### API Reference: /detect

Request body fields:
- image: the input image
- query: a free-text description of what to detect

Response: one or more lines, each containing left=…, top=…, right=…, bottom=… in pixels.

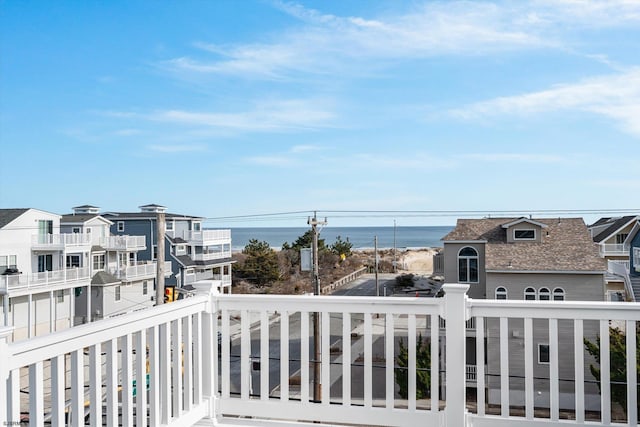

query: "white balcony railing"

left=168, top=229, right=231, bottom=245
left=30, top=233, right=92, bottom=249
left=109, top=261, right=171, bottom=281
left=0, top=267, right=91, bottom=293
left=600, top=243, right=630, bottom=256
left=191, top=249, right=232, bottom=262
left=100, top=235, right=146, bottom=251
left=2, top=285, right=638, bottom=427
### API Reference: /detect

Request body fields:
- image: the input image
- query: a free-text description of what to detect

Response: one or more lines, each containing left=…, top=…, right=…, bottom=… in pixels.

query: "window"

left=514, top=229, right=535, bottom=240
left=38, top=254, right=53, bottom=272
left=143, top=281, right=148, bottom=295
left=166, top=221, right=174, bottom=231
left=495, top=287, right=507, bottom=300
left=538, top=287, right=550, bottom=301
left=117, top=221, right=125, bottom=232
left=176, top=245, right=186, bottom=255
left=153, top=245, right=158, bottom=260
left=72, top=227, right=81, bottom=234
left=0, top=255, right=17, bottom=275
left=66, top=255, right=81, bottom=268
left=538, top=344, right=550, bottom=364
left=615, top=233, right=628, bottom=244
left=524, top=287, right=536, bottom=300
left=57, top=290, right=64, bottom=303
left=458, top=247, right=479, bottom=283
left=92, top=254, right=105, bottom=271
left=553, top=288, right=565, bottom=301
left=193, top=222, right=201, bottom=232
left=115, top=286, right=121, bottom=301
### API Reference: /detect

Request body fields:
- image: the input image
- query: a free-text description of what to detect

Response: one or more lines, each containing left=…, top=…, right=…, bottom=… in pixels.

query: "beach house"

left=441, top=217, right=607, bottom=410
left=102, top=204, right=233, bottom=294
left=588, top=215, right=640, bottom=301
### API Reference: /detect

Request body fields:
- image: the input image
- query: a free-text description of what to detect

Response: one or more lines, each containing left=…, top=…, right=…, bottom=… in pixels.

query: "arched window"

left=553, top=288, right=565, bottom=301
left=458, top=247, right=479, bottom=283
left=539, top=287, right=550, bottom=301
left=524, top=287, right=536, bottom=300
left=495, top=287, right=507, bottom=300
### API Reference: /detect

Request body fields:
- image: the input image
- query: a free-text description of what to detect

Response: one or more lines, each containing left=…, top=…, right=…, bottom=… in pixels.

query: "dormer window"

left=514, top=229, right=535, bottom=240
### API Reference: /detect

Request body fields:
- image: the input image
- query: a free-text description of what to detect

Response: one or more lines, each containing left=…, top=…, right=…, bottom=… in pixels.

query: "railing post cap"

left=442, top=283, right=470, bottom=294
left=0, top=326, right=14, bottom=340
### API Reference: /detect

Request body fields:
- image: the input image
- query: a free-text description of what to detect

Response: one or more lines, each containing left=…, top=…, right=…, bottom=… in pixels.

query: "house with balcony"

left=0, top=208, right=92, bottom=341
left=102, top=204, right=233, bottom=293
left=441, top=217, right=607, bottom=410
left=61, top=205, right=171, bottom=323
left=588, top=215, right=639, bottom=301
left=620, top=219, right=640, bottom=300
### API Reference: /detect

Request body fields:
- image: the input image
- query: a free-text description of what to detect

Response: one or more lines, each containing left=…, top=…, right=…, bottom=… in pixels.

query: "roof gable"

left=0, top=208, right=30, bottom=229
left=591, top=215, right=638, bottom=243
left=501, top=217, right=548, bottom=229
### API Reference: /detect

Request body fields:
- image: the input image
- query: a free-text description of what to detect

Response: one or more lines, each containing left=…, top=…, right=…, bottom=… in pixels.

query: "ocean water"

left=229, top=226, right=453, bottom=251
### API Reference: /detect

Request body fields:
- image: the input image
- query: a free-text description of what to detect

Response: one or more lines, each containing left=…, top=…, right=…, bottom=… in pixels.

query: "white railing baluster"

left=148, top=326, right=160, bottom=426
left=241, top=309, right=251, bottom=401
left=500, top=317, right=509, bottom=417
left=431, top=314, right=439, bottom=412
left=385, top=313, right=394, bottom=409
left=51, top=355, right=66, bottom=426
left=106, top=339, right=118, bottom=426
left=524, top=317, right=534, bottom=420
left=574, top=319, right=585, bottom=423
left=321, top=310, right=330, bottom=405
left=600, top=320, right=611, bottom=424
left=364, top=312, right=372, bottom=408
left=476, top=316, right=485, bottom=416
left=29, top=361, right=44, bottom=425
left=71, top=349, right=84, bottom=427
left=122, top=334, right=133, bottom=426
left=408, top=314, right=416, bottom=412
left=280, top=310, right=290, bottom=401
left=342, top=311, right=351, bottom=407
left=549, top=318, right=559, bottom=421
left=135, top=330, right=147, bottom=427
left=89, top=344, right=102, bottom=427
left=260, top=310, right=269, bottom=401
left=172, top=318, right=183, bottom=418
left=183, top=315, right=193, bottom=411
left=300, top=310, right=309, bottom=404
left=627, top=320, right=637, bottom=426
left=160, top=323, right=171, bottom=423
left=193, top=313, right=202, bottom=403
left=222, top=309, right=230, bottom=399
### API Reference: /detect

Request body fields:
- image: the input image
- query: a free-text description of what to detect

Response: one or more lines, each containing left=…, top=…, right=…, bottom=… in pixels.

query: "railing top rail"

left=217, top=293, right=443, bottom=314
left=8, top=295, right=209, bottom=368
left=470, top=298, right=640, bottom=320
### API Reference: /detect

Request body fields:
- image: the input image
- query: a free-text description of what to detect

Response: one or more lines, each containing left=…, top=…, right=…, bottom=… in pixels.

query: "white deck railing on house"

left=100, top=235, right=146, bottom=251
left=600, top=243, right=630, bottom=256
left=108, top=261, right=172, bottom=281
left=168, top=229, right=231, bottom=245
left=609, top=260, right=635, bottom=301
left=30, top=233, right=92, bottom=249
left=0, top=267, right=91, bottom=294
left=1, top=284, right=638, bottom=427
left=192, top=249, right=232, bottom=262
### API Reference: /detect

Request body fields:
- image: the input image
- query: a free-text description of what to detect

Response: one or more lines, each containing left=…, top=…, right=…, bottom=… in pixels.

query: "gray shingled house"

left=441, top=217, right=607, bottom=411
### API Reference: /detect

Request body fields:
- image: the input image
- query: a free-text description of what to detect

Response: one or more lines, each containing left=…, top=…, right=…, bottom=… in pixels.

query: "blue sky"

left=1, top=0, right=638, bottom=227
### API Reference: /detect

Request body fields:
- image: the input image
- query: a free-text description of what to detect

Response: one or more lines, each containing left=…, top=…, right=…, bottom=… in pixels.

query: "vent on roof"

left=139, top=204, right=167, bottom=213
left=73, top=205, right=100, bottom=214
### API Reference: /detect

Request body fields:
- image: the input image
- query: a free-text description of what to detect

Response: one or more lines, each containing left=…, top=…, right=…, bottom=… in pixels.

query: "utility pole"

left=374, top=235, right=379, bottom=296
left=155, top=211, right=165, bottom=305
left=308, top=211, right=327, bottom=402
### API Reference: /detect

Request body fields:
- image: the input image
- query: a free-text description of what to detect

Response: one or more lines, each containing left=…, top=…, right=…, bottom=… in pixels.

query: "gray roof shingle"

left=0, top=209, right=29, bottom=229
left=444, top=217, right=605, bottom=272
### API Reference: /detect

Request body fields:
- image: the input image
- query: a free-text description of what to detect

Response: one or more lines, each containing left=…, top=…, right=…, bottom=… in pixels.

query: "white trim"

left=513, top=228, right=536, bottom=241
left=487, top=269, right=605, bottom=274
left=501, top=218, right=548, bottom=229
left=538, top=343, right=550, bottom=364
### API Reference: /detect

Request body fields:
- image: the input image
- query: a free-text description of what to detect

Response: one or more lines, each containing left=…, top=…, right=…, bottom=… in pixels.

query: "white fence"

left=109, top=261, right=172, bottom=281
left=1, top=267, right=91, bottom=293
left=1, top=284, right=638, bottom=427
left=600, top=243, right=630, bottom=256
left=168, top=229, right=231, bottom=245
left=30, top=233, right=92, bottom=247
left=100, top=235, right=146, bottom=250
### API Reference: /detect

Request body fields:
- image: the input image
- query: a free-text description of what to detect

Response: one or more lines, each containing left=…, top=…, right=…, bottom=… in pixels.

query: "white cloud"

left=450, top=68, right=640, bottom=136
left=463, top=153, right=563, bottom=163
left=147, top=144, right=206, bottom=153
left=245, top=155, right=294, bottom=167
left=290, top=145, right=322, bottom=153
